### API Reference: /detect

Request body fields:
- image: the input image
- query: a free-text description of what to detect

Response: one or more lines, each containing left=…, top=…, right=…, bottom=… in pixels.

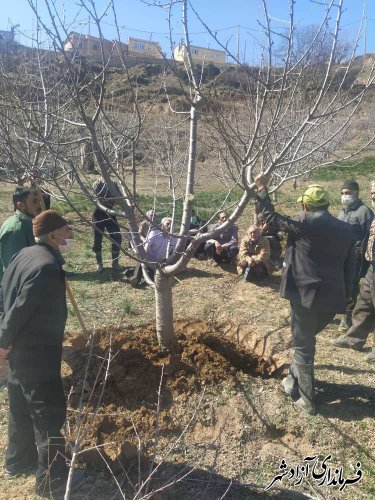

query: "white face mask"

left=372, top=199, right=375, bottom=208
left=341, top=194, right=356, bottom=207
left=58, top=238, right=74, bottom=254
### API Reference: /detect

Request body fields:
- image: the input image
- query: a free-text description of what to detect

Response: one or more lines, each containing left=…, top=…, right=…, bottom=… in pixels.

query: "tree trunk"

left=154, top=269, right=178, bottom=355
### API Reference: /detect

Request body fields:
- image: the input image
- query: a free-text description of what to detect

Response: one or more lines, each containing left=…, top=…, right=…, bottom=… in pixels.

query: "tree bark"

left=154, top=269, right=178, bottom=354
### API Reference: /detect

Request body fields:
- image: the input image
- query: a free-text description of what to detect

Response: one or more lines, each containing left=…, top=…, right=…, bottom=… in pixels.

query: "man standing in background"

left=337, top=179, right=373, bottom=331
left=0, top=187, right=42, bottom=279
left=92, top=177, right=123, bottom=273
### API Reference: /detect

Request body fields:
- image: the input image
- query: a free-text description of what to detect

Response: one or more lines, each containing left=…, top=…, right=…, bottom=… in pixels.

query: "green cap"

left=297, top=184, right=329, bottom=208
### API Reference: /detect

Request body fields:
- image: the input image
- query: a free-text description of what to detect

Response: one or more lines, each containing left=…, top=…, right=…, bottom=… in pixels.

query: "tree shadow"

left=179, top=267, right=224, bottom=279
left=316, top=363, right=375, bottom=376
left=80, top=424, right=312, bottom=500
left=316, top=380, right=375, bottom=421
left=67, top=269, right=128, bottom=283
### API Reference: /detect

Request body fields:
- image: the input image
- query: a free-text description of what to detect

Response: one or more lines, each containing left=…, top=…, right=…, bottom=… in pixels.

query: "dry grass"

left=0, top=175, right=374, bottom=499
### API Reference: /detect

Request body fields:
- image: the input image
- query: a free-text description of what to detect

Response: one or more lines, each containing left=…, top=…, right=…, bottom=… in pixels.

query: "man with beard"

left=0, top=187, right=42, bottom=280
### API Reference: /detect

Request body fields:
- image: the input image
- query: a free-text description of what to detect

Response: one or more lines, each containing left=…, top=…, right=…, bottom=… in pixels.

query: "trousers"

left=204, top=242, right=239, bottom=263
left=344, top=266, right=375, bottom=348
left=6, top=376, right=68, bottom=491
left=291, top=303, right=335, bottom=364
left=92, top=207, right=122, bottom=263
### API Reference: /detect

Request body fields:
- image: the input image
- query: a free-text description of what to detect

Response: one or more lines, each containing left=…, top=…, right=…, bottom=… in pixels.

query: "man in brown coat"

left=237, top=225, right=274, bottom=281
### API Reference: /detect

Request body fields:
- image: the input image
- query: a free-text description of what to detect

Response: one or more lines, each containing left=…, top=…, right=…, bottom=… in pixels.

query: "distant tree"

left=276, top=23, right=352, bottom=66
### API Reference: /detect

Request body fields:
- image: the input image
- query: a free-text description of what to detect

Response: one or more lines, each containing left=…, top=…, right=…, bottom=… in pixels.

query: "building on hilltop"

left=63, top=32, right=163, bottom=66
left=63, top=32, right=127, bottom=60
left=127, top=37, right=163, bottom=59
left=173, top=43, right=226, bottom=65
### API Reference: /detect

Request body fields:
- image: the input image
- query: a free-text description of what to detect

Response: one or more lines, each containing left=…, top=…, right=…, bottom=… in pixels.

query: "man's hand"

left=254, top=174, right=270, bottom=192
left=346, top=297, right=355, bottom=311
left=0, top=347, right=11, bottom=360
left=215, top=242, right=223, bottom=254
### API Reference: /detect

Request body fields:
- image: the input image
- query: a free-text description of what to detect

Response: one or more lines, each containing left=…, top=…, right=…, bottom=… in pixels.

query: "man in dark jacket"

left=0, top=210, right=84, bottom=497
left=92, top=177, right=122, bottom=273
left=331, top=182, right=375, bottom=363
left=337, top=179, right=373, bottom=331
left=204, top=211, right=239, bottom=265
left=255, top=176, right=355, bottom=415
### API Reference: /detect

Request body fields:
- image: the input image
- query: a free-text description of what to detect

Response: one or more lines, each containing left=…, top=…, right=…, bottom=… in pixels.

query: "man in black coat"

left=0, top=210, right=84, bottom=497
left=92, top=177, right=122, bottom=273
left=254, top=175, right=355, bottom=415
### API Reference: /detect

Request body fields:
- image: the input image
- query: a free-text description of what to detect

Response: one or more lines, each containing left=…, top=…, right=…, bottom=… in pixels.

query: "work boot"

left=112, top=262, right=122, bottom=272
left=95, top=253, right=104, bottom=273
left=281, top=362, right=299, bottom=398
left=364, top=349, right=375, bottom=363
left=294, top=362, right=316, bottom=415
left=338, top=312, right=352, bottom=332
left=330, top=337, right=363, bottom=350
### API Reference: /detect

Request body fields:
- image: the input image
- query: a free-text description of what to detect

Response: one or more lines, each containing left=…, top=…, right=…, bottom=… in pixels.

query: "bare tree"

left=0, top=0, right=374, bottom=357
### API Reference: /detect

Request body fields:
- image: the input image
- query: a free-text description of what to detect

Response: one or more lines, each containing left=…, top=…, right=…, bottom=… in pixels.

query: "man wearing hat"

left=0, top=210, right=84, bottom=497
left=336, top=179, right=373, bottom=331
left=254, top=176, right=355, bottom=415
left=331, top=180, right=375, bottom=363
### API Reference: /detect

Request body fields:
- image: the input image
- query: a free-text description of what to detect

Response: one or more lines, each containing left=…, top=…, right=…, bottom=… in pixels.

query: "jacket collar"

left=37, top=242, right=65, bottom=266
left=15, top=209, right=31, bottom=221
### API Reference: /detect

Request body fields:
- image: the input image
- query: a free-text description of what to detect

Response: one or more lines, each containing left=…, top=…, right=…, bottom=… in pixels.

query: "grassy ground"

left=0, top=173, right=374, bottom=499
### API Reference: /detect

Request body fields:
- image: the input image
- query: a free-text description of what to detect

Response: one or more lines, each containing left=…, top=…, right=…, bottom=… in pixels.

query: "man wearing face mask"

left=337, top=180, right=373, bottom=331
left=254, top=176, right=355, bottom=415
left=331, top=181, right=375, bottom=363
left=0, top=210, right=85, bottom=497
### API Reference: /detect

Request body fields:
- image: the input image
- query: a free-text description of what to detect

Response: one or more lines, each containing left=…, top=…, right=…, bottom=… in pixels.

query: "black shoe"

left=35, top=469, right=85, bottom=498
left=330, top=337, right=363, bottom=350
left=5, top=463, right=37, bottom=477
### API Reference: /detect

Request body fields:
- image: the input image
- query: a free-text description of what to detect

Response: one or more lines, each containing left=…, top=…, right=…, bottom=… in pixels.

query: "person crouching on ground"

left=128, top=216, right=175, bottom=286
left=0, top=210, right=85, bottom=497
left=237, top=225, right=274, bottom=281
left=204, top=211, right=239, bottom=265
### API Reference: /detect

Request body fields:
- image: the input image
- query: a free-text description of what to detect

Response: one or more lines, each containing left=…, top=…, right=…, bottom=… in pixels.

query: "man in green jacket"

left=0, top=187, right=42, bottom=279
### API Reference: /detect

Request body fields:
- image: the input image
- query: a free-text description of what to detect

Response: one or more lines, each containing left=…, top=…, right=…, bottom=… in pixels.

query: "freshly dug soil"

left=64, top=320, right=280, bottom=472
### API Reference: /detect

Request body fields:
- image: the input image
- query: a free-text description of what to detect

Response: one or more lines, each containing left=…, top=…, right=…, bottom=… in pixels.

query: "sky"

left=3, top=1, right=375, bottom=62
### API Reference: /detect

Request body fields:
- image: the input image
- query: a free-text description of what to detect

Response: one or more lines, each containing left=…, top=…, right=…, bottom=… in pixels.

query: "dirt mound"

left=64, top=320, right=280, bottom=472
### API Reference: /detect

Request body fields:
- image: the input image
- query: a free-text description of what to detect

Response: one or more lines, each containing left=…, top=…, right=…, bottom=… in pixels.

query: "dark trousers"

left=244, top=263, right=268, bottom=281
left=351, top=255, right=366, bottom=305
left=6, top=377, right=68, bottom=492
left=265, top=236, right=282, bottom=261
left=92, top=207, right=122, bottom=264
left=204, top=242, right=239, bottom=263
left=345, top=266, right=375, bottom=348
left=291, top=303, right=335, bottom=364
